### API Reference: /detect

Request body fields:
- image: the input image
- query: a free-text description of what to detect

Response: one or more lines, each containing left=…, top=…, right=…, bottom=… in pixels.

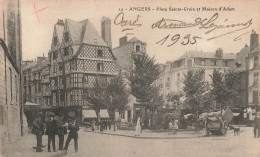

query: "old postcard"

left=0, top=0, right=260, bottom=156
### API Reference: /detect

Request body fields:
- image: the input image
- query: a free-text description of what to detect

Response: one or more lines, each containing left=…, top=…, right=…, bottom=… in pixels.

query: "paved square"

left=1, top=127, right=259, bottom=157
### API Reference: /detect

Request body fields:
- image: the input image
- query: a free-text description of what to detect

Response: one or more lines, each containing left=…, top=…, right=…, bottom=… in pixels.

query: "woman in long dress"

left=135, top=116, right=141, bottom=136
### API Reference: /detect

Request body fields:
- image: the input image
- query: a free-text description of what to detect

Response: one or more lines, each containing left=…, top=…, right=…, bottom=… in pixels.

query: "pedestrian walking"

left=174, top=120, right=179, bottom=134
left=135, top=116, right=141, bottom=136
left=64, top=118, right=79, bottom=152
left=169, top=121, right=173, bottom=130
left=57, top=114, right=68, bottom=150
left=108, top=120, right=111, bottom=130
left=91, top=119, right=95, bottom=131
left=100, top=120, right=104, bottom=132
left=45, top=113, right=58, bottom=152
left=32, top=112, right=44, bottom=152
left=104, top=120, right=108, bottom=130
left=254, top=112, right=260, bottom=138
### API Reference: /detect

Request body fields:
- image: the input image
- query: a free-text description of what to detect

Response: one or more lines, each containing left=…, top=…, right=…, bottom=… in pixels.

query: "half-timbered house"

left=48, top=18, right=116, bottom=121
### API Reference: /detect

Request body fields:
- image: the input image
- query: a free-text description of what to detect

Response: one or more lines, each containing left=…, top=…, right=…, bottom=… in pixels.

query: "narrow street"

left=1, top=127, right=259, bottom=157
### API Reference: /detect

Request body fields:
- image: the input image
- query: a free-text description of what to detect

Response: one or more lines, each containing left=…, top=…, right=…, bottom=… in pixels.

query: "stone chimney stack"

left=119, top=36, right=128, bottom=47
left=3, top=0, right=22, bottom=70
left=250, top=29, right=259, bottom=52
left=215, top=48, right=223, bottom=58
left=101, top=17, right=112, bottom=48
left=57, top=19, right=64, bottom=26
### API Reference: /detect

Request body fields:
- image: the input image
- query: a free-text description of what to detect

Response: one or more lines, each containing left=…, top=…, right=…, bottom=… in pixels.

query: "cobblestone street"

left=1, top=127, right=260, bottom=157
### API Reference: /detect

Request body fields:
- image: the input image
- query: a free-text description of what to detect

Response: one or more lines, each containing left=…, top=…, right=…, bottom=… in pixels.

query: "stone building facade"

left=248, top=30, right=260, bottom=110
left=229, top=45, right=250, bottom=108
left=0, top=0, right=27, bottom=145
left=22, top=56, right=48, bottom=105
left=0, top=39, right=22, bottom=144
left=112, top=36, right=147, bottom=123
left=154, top=49, right=236, bottom=105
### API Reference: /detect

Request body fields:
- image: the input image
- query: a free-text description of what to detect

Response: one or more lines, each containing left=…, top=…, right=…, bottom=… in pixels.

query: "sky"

left=21, top=0, right=260, bottom=63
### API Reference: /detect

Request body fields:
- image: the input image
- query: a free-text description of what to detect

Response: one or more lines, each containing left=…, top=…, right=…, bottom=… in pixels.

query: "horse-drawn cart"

left=205, top=107, right=233, bottom=135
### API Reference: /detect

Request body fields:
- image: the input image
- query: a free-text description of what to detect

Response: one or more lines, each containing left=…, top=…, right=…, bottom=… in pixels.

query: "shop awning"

left=24, top=102, right=42, bottom=110
left=82, top=110, right=97, bottom=119
left=199, top=113, right=208, bottom=119
left=100, top=109, right=110, bottom=118
left=233, top=113, right=240, bottom=116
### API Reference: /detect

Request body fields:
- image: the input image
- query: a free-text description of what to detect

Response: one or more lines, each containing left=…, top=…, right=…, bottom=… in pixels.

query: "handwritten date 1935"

left=156, top=34, right=202, bottom=47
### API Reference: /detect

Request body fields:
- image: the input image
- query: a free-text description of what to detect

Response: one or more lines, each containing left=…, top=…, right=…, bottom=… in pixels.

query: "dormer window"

left=213, top=60, right=217, bottom=66
left=53, top=51, right=58, bottom=60
left=97, top=50, right=103, bottom=57
left=53, top=37, right=58, bottom=46
left=64, top=32, right=69, bottom=42
left=136, top=45, right=140, bottom=52
left=236, top=61, right=242, bottom=67
left=64, top=47, right=69, bottom=56
left=177, top=61, right=181, bottom=67
left=224, top=61, right=228, bottom=66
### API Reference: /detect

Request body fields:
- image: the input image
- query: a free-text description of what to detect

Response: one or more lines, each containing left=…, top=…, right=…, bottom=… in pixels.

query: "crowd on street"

left=30, top=111, right=260, bottom=154
left=32, top=112, right=79, bottom=153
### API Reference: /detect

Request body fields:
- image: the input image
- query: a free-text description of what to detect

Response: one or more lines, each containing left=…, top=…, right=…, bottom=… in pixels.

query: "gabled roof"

left=128, top=37, right=141, bottom=43
left=63, top=18, right=107, bottom=46
left=81, top=19, right=107, bottom=46
left=65, top=19, right=83, bottom=44
left=55, top=24, right=64, bottom=44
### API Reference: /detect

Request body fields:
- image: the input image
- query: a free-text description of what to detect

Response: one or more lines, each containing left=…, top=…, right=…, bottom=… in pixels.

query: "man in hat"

left=57, top=114, right=68, bottom=150
left=64, top=118, right=79, bottom=152
left=33, top=112, right=44, bottom=152
left=45, top=113, right=58, bottom=152
left=254, top=112, right=260, bottom=138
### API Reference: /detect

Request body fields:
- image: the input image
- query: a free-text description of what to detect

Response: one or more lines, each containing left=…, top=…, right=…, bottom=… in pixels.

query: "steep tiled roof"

left=81, top=20, right=107, bottom=46
left=63, top=18, right=107, bottom=46
left=128, top=37, right=141, bottom=43
left=66, top=19, right=83, bottom=44
left=32, top=57, right=49, bottom=72
left=55, top=24, right=64, bottom=43
left=22, top=62, right=37, bottom=71
left=50, top=18, right=113, bottom=61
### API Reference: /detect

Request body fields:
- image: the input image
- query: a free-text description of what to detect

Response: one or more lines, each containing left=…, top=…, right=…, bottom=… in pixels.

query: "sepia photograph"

left=0, top=0, right=260, bottom=156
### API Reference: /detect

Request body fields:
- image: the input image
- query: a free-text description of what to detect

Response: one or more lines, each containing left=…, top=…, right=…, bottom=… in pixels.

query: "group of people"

left=253, top=112, right=260, bottom=138
left=32, top=112, right=79, bottom=153
left=169, top=120, right=179, bottom=134
left=91, top=119, right=112, bottom=131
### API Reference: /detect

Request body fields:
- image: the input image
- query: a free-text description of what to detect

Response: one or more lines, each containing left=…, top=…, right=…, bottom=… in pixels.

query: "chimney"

left=57, top=19, right=64, bottom=26
left=101, top=17, right=112, bottom=48
left=37, top=57, right=45, bottom=63
left=119, top=36, right=128, bottom=47
left=215, top=48, right=223, bottom=58
left=250, top=29, right=259, bottom=52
